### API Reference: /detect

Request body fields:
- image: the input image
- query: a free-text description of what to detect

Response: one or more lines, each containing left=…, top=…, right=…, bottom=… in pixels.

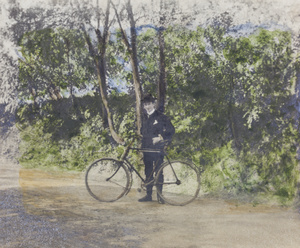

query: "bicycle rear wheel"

left=85, top=158, right=130, bottom=202
left=156, top=160, right=200, bottom=206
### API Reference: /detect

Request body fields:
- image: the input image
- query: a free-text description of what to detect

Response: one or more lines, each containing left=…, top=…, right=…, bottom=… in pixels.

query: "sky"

left=1, top=0, right=299, bottom=35
left=1, top=0, right=300, bottom=105
left=1, top=0, right=300, bottom=56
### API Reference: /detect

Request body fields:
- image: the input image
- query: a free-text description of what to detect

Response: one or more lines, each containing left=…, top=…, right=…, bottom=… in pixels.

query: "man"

left=139, top=94, right=175, bottom=204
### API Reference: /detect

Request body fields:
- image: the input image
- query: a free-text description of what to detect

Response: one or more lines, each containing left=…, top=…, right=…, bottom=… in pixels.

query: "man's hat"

left=142, top=93, right=157, bottom=103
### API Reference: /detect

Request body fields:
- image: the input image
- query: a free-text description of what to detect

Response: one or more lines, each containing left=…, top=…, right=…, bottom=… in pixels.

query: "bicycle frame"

left=85, top=140, right=201, bottom=205
left=119, top=145, right=173, bottom=187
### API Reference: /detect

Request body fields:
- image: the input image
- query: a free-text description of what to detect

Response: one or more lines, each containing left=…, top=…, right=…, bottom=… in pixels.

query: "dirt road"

left=1, top=159, right=300, bottom=248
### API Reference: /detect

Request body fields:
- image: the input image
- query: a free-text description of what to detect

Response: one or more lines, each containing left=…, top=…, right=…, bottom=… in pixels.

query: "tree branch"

left=111, top=1, right=131, bottom=51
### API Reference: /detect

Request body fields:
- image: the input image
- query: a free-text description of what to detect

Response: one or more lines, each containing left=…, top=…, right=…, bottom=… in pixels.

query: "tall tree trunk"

left=126, top=0, right=143, bottom=135
left=157, top=28, right=166, bottom=113
left=112, top=0, right=143, bottom=136
left=83, top=0, right=123, bottom=144
left=95, top=57, right=123, bottom=144
left=157, top=0, right=167, bottom=113
left=97, top=37, right=109, bottom=128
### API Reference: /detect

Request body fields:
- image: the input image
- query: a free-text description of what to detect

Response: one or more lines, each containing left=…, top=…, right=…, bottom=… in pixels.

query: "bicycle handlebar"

left=120, top=134, right=171, bottom=160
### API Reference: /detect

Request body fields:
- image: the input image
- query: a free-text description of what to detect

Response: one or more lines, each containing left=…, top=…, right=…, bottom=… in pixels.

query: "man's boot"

left=138, top=194, right=152, bottom=202
left=138, top=185, right=152, bottom=202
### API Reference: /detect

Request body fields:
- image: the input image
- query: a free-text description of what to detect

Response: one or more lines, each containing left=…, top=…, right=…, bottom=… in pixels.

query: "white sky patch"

left=108, top=78, right=128, bottom=93
left=203, top=37, right=215, bottom=58
left=1, top=0, right=299, bottom=34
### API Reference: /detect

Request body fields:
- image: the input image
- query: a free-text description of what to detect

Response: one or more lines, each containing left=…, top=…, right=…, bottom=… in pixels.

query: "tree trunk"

left=98, top=50, right=109, bottom=128
left=95, top=57, right=123, bottom=144
left=126, top=0, right=143, bottom=136
left=112, top=0, right=143, bottom=136
left=157, top=26, right=166, bottom=113
left=83, top=0, right=123, bottom=144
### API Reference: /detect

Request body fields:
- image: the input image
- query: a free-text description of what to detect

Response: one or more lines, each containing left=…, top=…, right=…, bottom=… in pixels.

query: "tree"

left=155, top=0, right=193, bottom=113
left=18, top=26, right=101, bottom=113
left=83, top=0, right=124, bottom=144
left=112, top=0, right=144, bottom=136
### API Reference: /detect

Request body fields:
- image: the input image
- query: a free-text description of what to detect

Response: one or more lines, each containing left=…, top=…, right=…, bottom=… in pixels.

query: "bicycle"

left=85, top=139, right=201, bottom=206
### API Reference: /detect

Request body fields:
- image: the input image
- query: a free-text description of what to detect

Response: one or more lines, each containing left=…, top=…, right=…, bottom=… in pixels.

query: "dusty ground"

left=1, top=159, right=300, bottom=248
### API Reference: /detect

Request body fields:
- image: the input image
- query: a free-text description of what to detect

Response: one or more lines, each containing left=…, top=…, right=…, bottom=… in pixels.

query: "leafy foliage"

left=18, top=28, right=94, bottom=103
left=17, top=96, right=112, bottom=171
left=16, top=24, right=300, bottom=204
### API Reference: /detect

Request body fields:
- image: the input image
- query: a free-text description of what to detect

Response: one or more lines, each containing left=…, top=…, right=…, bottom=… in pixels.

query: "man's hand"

left=152, top=134, right=163, bottom=145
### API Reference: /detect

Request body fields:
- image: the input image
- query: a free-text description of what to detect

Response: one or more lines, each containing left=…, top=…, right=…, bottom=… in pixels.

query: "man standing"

left=138, top=94, right=175, bottom=204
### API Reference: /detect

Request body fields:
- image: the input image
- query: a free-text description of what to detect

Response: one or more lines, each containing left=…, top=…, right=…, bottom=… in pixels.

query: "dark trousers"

left=143, top=152, right=164, bottom=196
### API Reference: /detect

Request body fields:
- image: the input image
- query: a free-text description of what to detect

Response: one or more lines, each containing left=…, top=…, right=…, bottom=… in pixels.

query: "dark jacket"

left=141, top=110, right=175, bottom=149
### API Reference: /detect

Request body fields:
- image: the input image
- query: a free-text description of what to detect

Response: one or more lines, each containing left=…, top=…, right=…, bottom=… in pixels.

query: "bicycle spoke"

left=85, top=158, right=130, bottom=202
left=107, top=178, right=127, bottom=189
left=156, top=160, right=200, bottom=206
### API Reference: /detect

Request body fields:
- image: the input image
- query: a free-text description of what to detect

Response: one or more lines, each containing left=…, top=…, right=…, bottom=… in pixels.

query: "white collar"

left=147, top=109, right=155, bottom=117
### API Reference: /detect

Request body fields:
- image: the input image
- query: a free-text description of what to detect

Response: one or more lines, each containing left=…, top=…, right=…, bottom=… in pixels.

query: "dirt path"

left=1, top=159, right=300, bottom=248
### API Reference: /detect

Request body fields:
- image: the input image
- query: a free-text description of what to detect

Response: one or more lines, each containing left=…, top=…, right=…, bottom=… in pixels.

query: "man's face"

left=143, top=101, right=156, bottom=114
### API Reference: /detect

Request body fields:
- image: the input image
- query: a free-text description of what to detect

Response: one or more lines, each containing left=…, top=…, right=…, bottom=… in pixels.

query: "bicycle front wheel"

left=156, top=160, right=200, bottom=206
left=85, top=158, right=131, bottom=202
